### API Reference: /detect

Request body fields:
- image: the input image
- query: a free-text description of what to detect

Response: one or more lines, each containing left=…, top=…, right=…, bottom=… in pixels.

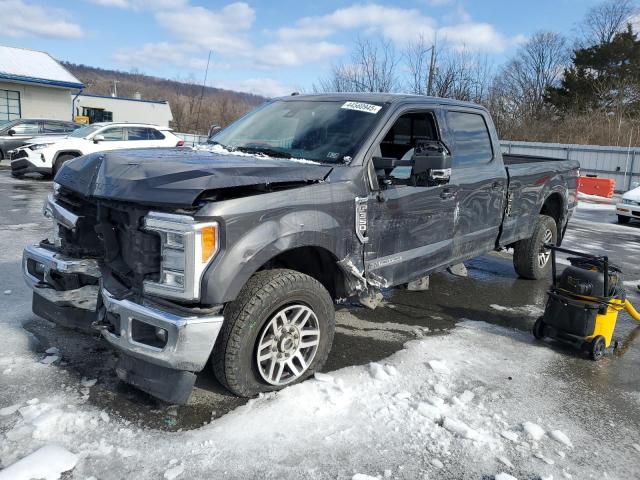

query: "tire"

left=212, top=269, right=335, bottom=397
left=532, top=317, right=545, bottom=340
left=589, top=335, right=606, bottom=361
left=52, top=154, right=77, bottom=177
left=617, top=215, right=631, bottom=224
left=513, top=214, right=557, bottom=280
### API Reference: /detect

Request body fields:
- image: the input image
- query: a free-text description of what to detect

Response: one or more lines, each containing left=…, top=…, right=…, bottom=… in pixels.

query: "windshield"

left=69, top=124, right=103, bottom=138
left=211, top=100, right=387, bottom=163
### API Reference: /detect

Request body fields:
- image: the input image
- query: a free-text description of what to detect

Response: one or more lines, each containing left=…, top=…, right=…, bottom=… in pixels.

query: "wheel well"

left=55, top=151, right=81, bottom=162
left=540, top=193, right=563, bottom=227
left=258, top=246, right=347, bottom=300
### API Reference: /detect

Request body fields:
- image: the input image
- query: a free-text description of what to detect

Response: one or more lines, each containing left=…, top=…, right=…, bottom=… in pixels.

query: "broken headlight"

left=143, top=212, right=219, bottom=301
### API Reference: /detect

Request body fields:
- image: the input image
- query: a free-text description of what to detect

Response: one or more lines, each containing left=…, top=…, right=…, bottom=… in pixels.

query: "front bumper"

left=10, top=149, right=52, bottom=176
left=23, top=244, right=223, bottom=373
left=616, top=202, right=640, bottom=219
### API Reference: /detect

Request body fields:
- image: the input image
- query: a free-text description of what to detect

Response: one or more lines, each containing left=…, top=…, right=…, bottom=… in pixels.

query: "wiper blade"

left=236, top=146, right=292, bottom=159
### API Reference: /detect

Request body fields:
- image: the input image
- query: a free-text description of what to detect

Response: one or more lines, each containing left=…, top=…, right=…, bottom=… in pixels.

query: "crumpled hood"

left=54, top=147, right=333, bottom=207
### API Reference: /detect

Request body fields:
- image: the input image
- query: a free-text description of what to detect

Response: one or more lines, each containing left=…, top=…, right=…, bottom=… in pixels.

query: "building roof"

left=77, top=93, right=169, bottom=105
left=0, top=45, right=83, bottom=89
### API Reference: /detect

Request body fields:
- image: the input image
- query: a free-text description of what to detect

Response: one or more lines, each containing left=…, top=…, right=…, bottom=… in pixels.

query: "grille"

left=10, top=149, right=27, bottom=160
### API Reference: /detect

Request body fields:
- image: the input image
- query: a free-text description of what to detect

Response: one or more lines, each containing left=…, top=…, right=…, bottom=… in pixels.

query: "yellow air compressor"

left=533, top=244, right=640, bottom=360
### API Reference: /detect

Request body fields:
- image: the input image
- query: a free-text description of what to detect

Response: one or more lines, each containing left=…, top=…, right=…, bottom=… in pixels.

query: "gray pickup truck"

left=23, top=94, right=579, bottom=404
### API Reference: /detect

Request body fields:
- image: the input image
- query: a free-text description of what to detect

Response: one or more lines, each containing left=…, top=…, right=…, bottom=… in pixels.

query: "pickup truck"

left=23, top=94, right=579, bottom=404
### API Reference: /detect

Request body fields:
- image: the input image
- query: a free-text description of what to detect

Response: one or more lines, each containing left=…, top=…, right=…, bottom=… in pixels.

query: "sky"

left=0, top=0, right=609, bottom=98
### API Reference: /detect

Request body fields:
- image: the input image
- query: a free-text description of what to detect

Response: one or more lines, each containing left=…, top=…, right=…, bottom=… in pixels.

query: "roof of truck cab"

left=276, top=92, right=487, bottom=110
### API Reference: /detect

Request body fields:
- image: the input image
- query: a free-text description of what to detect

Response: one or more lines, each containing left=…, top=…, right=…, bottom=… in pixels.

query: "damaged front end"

left=23, top=189, right=224, bottom=404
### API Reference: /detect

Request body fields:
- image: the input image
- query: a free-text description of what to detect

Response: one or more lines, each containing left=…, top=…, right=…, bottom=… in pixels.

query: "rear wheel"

left=513, top=214, right=558, bottom=280
left=617, top=215, right=631, bottom=224
left=212, top=269, right=335, bottom=397
left=590, top=335, right=606, bottom=361
left=52, top=153, right=77, bottom=177
left=533, top=317, right=546, bottom=340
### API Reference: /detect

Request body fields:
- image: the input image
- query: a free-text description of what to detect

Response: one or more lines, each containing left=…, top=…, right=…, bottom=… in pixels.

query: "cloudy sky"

left=0, top=0, right=607, bottom=97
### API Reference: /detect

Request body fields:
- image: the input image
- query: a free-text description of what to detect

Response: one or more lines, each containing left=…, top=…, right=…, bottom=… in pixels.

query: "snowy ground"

left=1, top=171, right=639, bottom=479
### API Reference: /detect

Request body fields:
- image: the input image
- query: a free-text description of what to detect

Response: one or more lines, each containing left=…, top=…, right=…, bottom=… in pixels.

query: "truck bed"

left=503, top=153, right=567, bottom=165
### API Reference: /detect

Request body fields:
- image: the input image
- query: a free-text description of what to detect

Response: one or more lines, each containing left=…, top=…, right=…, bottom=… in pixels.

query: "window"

left=81, top=107, right=113, bottom=123
left=380, top=112, right=438, bottom=160
left=11, top=122, right=39, bottom=135
left=100, top=128, right=124, bottom=141
left=43, top=121, right=73, bottom=134
left=0, top=89, right=20, bottom=121
left=446, top=111, right=493, bottom=166
left=125, top=127, right=165, bottom=141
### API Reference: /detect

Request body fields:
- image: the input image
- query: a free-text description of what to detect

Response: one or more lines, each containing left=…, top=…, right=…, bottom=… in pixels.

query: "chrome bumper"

left=100, top=289, right=223, bottom=371
left=23, top=244, right=223, bottom=372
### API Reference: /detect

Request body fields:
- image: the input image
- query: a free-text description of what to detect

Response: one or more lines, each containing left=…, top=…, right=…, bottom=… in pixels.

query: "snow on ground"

left=2, top=321, right=638, bottom=479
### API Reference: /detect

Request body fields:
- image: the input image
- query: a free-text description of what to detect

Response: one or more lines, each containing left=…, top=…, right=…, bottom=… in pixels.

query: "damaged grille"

left=55, top=188, right=161, bottom=293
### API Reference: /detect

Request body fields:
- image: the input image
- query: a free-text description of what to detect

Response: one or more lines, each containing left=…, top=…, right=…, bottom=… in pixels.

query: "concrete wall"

left=74, top=95, right=173, bottom=127
left=501, top=140, right=640, bottom=192
left=0, top=81, right=72, bottom=120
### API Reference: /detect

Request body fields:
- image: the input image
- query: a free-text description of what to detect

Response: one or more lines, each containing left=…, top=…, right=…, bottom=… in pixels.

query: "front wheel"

left=533, top=317, right=546, bottom=340
left=52, top=154, right=77, bottom=177
left=589, top=335, right=606, bottom=361
left=212, top=269, right=335, bottom=397
left=513, top=214, right=557, bottom=280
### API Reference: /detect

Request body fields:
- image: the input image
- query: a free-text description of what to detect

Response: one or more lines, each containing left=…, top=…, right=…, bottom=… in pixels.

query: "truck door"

left=363, top=109, right=456, bottom=287
left=443, top=109, right=507, bottom=262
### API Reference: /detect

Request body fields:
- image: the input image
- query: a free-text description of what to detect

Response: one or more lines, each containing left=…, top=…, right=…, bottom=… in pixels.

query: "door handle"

left=440, top=188, right=455, bottom=200
left=491, top=181, right=502, bottom=190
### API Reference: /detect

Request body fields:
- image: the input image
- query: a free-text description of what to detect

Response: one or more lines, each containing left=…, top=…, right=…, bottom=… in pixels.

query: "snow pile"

left=192, top=143, right=321, bottom=165
left=0, top=444, right=78, bottom=480
left=1, top=321, right=637, bottom=479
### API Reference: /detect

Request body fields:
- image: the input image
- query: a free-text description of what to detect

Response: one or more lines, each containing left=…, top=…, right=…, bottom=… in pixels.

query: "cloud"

left=0, top=0, right=83, bottom=39
left=113, top=42, right=224, bottom=70
left=87, top=0, right=130, bottom=8
left=256, top=41, right=345, bottom=67
left=86, top=0, right=187, bottom=9
left=213, top=78, right=294, bottom=98
left=273, top=3, right=512, bottom=53
left=154, top=2, right=255, bottom=55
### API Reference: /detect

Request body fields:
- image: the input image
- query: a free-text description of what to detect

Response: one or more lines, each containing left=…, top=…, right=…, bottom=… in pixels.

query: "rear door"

left=443, top=109, right=506, bottom=262
left=363, top=107, right=456, bottom=287
left=124, top=127, right=167, bottom=148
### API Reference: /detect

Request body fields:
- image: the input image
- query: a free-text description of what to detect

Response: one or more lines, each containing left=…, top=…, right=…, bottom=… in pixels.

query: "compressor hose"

left=625, top=299, right=640, bottom=321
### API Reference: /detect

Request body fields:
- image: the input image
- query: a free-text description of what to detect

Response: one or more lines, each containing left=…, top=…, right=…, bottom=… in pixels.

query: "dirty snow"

left=2, top=321, right=638, bottom=479
left=490, top=304, right=544, bottom=317
left=0, top=444, right=78, bottom=480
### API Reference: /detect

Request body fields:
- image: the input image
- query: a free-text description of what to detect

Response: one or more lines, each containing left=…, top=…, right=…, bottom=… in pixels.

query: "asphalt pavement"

left=1, top=166, right=638, bottom=433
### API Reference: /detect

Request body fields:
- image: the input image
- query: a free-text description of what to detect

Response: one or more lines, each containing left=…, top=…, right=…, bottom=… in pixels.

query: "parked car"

left=23, top=93, right=579, bottom=404
left=0, top=119, right=79, bottom=160
left=616, top=185, right=640, bottom=223
left=10, top=122, right=184, bottom=177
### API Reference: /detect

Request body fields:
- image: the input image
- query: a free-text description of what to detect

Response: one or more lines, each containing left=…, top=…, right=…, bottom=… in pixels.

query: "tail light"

left=176, top=140, right=185, bottom=147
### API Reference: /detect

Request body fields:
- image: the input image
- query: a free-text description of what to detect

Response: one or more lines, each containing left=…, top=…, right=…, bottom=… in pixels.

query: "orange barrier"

left=578, top=176, right=616, bottom=198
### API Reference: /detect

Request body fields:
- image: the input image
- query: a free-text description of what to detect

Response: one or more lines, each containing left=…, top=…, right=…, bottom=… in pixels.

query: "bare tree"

left=315, top=37, right=399, bottom=93
left=578, top=0, right=637, bottom=46
left=494, top=31, right=568, bottom=123
left=430, top=48, right=493, bottom=103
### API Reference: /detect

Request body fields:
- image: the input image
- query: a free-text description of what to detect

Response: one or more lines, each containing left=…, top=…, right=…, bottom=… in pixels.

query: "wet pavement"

left=1, top=166, right=639, bottom=433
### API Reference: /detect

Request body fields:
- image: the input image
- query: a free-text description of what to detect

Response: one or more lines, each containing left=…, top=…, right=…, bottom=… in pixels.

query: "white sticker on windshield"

left=341, top=101, right=382, bottom=114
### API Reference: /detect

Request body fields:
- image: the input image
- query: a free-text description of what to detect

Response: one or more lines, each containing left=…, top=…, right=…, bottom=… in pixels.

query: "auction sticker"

left=341, top=101, right=382, bottom=114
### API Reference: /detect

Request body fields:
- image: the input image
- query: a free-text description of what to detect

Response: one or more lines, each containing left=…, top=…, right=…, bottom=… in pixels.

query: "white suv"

left=616, top=185, right=640, bottom=224
left=10, top=122, right=184, bottom=177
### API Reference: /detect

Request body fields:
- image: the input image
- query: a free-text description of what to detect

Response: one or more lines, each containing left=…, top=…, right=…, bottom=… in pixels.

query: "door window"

left=10, top=122, right=39, bottom=135
left=100, top=128, right=124, bottom=141
left=43, top=122, right=72, bottom=133
left=379, top=111, right=439, bottom=181
left=446, top=111, right=493, bottom=166
left=125, top=127, right=165, bottom=141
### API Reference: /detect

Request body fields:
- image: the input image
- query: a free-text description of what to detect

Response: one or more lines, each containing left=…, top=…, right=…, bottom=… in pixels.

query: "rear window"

left=446, top=111, right=493, bottom=166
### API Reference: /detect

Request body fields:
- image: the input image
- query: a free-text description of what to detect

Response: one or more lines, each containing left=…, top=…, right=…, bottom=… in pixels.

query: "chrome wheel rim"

left=538, top=228, right=553, bottom=268
left=256, top=304, right=320, bottom=386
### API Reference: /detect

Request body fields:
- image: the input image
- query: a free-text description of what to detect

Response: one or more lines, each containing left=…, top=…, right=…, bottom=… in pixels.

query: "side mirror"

left=93, top=134, right=105, bottom=143
left=412, top=142, right=451, bottom=184
left=7, top=129, right=15, bottom=136
left=208, top=125, right=222, bottom=138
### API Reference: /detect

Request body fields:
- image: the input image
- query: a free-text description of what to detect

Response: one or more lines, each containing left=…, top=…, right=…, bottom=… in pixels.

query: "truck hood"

left=54, top=147, right=333, bottom=207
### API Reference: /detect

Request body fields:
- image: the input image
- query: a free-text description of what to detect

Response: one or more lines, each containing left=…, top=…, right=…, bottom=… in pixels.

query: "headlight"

left=142, top=212, right=219, bottom=301
left=622, top=198, right=635, bottom=205
left=29, top=143, right=53, bottom=150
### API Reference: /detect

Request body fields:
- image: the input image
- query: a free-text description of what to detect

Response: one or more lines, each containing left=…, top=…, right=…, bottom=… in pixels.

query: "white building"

left=0, top=45, right=82, bottom=122
left=73, top=94, right=173, bottom=127
left=0, top=44, right=173, bottom=127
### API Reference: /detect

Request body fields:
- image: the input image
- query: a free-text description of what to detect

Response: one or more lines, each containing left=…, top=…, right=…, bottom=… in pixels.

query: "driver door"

left=363, top=108, right=457, bottom=287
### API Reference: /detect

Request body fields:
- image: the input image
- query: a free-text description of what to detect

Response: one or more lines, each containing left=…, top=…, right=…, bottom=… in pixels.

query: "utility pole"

left=195, top=50, right=212, bottom=134
left=112, top=80, right=119, bottom=98
left=427, top=34, right=437, bottom=96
